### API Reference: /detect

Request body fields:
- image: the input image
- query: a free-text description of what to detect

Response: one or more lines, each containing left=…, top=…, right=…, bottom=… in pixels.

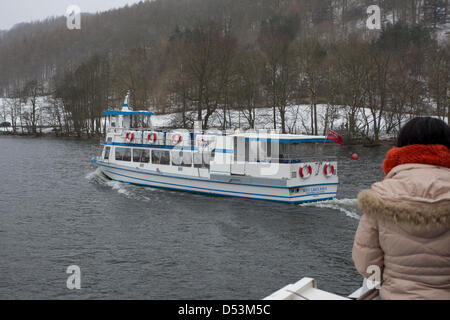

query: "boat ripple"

left=86, top=168, right=165, bottom=202
left=299, top=198, right=360, bottom=220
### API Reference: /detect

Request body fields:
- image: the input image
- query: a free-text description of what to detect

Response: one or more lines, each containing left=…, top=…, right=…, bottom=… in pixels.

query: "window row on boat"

left=103, top=146, right=211, bottom=168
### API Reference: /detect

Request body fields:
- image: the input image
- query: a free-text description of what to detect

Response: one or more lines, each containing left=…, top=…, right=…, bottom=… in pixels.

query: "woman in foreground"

left=353, top=117, right=450, bottom=300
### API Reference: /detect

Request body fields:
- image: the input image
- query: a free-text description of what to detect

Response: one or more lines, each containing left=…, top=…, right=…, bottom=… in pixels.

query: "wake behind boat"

left=92, top=93, right=340, bottom=203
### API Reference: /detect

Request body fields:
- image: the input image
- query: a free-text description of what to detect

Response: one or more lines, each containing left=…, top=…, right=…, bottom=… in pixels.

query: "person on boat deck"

left=352, top=117, right=450, bottom=300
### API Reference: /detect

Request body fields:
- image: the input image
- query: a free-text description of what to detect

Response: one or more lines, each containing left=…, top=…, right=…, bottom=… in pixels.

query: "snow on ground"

left=1, top=96, right=445, bottom=139
left=0, top=96, right=55, bottom=133
left=151, top=104, right=405, bottom=140
left=437, top=22, right=450, bottom=42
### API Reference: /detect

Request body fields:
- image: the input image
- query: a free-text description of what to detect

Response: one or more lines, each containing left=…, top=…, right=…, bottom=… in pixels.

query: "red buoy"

left=352, top=153, right=359, bottom=160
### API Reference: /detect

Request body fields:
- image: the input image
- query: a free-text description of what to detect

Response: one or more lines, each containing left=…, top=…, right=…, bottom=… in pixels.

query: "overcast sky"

left=0, top=0, right=144, bottom=30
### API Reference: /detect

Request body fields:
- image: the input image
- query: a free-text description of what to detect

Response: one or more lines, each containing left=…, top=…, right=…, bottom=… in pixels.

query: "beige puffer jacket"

left=353, top=163, right=450, bottom=300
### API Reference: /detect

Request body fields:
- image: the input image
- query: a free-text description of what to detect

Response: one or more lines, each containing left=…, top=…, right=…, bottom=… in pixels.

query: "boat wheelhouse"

left=92, top=94, right=340, bottom=203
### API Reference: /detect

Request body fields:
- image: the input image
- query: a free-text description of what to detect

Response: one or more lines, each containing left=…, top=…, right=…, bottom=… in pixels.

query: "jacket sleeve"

left=352, top=214, right=384, bottom=278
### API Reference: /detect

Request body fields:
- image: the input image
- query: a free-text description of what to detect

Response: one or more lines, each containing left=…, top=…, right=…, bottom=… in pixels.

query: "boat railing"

left=107, top=127, right=154, bottom=134
left=348, top=279, right=380, bottom=300
left=269, top=154, right=338, bottom=164
left=264, top=278, right=380, bottom=300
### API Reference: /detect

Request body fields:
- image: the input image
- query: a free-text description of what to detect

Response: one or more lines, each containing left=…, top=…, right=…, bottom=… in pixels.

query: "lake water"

left=0, top=136, right=390, bottom=299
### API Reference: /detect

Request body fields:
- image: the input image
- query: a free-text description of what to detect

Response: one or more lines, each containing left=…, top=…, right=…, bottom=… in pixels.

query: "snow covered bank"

left=1, top=97, right=446, bottom=141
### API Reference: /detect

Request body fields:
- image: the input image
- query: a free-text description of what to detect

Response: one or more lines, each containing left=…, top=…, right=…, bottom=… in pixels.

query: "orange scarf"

left=383, top=144, right=450, bottom=175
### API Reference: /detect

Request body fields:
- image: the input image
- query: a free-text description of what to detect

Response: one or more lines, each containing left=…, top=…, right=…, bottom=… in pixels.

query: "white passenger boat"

left=92, top=93, right=340, bottom=203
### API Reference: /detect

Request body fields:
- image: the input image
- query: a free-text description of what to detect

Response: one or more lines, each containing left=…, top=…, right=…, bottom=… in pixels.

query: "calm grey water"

left=0, top=136, right=390, bottom=299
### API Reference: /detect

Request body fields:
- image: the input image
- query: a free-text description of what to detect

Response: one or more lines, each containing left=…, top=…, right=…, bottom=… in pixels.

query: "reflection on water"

left=0, top=136, right=391, bottom=299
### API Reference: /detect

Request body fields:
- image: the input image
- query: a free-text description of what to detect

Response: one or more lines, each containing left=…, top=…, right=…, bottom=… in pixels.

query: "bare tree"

left=5, top=94, right=21, bottom=133
left=22, top=80, right=43, bottom=134
left=232, top=46, right=265, bottom=129
left=259, top=14, right=300, bottom=133
left=364, top=48, right=391, bottom=143
left=297, top=38, right=328, bottom=136
left=427, top=43, right=450, bottom=122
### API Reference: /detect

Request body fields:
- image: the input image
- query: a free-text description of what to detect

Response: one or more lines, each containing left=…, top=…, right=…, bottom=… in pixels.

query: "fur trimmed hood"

left=383, top=144, right=450, bottom=175
left=358, top=189, right=450, bottom=227
left=358, top=163, right=450, bottom=227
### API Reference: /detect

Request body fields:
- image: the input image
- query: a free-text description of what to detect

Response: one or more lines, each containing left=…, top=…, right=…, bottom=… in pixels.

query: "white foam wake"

left=106, top=180, right=133, bottom=197
left=85, top=168, right=111, bottom=183
left=86, top=169, right=159, bottom=201
left=86, top=169, right=131, bottom=196
left=300, top=198, right=360, bottom=220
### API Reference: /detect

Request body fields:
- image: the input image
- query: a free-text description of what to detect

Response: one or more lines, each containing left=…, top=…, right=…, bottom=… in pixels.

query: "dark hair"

left=397, top=117, right=450, bottom=149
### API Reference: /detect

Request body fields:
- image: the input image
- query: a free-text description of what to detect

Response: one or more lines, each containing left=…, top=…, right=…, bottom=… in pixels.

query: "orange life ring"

left=172, top=134, right=182, bottom=144
left=299, top=164, right=312, bottom=179
left=323, top=163, right=335, bottom=177
left=148, top=133, right=157, bottom=143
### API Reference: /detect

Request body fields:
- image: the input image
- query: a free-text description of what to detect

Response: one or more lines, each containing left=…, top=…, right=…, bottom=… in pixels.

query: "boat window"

left=277, top=143, right=313, bottom=162
left=193, top=152, right=203, bottom=168
left=182, top=152, right=192, bottom=167
left=171, top=151, right=192, bottom=167
left=133, top=149, right=150, bottom=163
left=115, top=147, right=131, bottom=162
left=152, top=150, right=170, bottom=165
left=280, top=143, right=312, bottom=155
left=171, top=150, right=183, bottom=166
left=248, top=140, right=258, bottom=162
left=104, top=147, right=111, bottom=160
left=123, top=148, right=131, bottom=161
left=193, top=152, right=210, bottom=169
left=234, top=137, right=245, bottom=162
left=115, top=148, right=123, bottom=161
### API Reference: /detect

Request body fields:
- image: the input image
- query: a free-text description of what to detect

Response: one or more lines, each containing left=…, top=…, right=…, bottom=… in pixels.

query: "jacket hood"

left=358, top=163, right=450, bottom=228
left=383, top=144, right=450, bottom=175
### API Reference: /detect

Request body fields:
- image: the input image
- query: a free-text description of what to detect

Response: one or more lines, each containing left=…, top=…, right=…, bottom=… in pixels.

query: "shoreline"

left=0, top=131, right=102, bottom=141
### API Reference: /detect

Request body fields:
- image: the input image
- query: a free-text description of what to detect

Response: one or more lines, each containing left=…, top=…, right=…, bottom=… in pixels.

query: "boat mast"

left=121, top=91, right=132, bottom=128
left=122, top=90, right=132, bottom=111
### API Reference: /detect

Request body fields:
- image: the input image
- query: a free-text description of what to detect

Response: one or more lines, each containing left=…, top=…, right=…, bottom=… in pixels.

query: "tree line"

left=0, top=0, right=448, bottom=142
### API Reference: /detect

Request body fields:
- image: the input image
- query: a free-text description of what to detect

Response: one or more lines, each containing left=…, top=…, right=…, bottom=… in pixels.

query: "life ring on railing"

left=299, top=164, right=312, bottom=179
left=171, top=134, right=182, bottom=144
left=148, top=133, right=157, bottom=144
left=323, top=163, right=335, bottom=177
left=126, top=132, right=134, bottom=143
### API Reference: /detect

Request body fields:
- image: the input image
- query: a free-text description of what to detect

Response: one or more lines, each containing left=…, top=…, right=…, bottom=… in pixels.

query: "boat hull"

left=93, top=159, right=338, bottom=204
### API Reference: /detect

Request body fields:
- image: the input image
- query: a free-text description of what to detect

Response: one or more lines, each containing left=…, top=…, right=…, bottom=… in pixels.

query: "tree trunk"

left=32, top=100, right=37, bottom=134
left=323, top=106, right=329, bottom=136
left=280, top=106, right=286, bottom=134
left=313, top=102, right=318, bottom=136
left=273, top=106, right=277, bottom=130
